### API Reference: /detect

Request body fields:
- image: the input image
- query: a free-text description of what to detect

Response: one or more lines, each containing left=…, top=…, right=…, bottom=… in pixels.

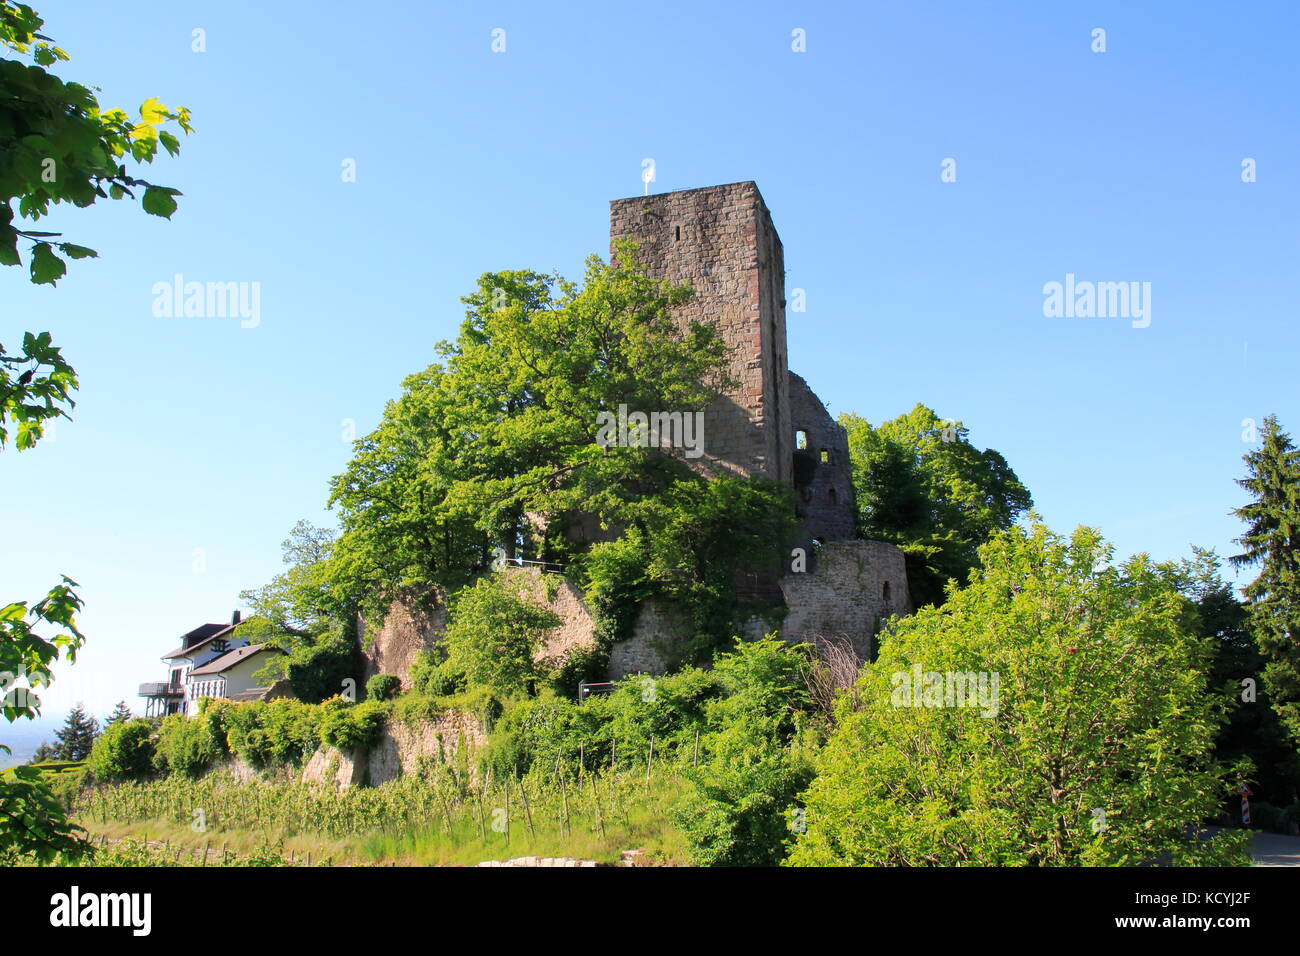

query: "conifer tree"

left=51, top=703, right=98, bottom=760
left=104, top=700, right=133, bottom=726
left=1231, top=415, right=1300, bottom=746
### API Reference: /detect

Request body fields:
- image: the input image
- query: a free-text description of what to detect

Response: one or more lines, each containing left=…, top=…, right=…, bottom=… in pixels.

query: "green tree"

left=238, top=520, right=356, bottom=702
left=789, top=520, right=1249, bottom=866
left=327, top=241, right=735, bottom=620
left=51, top=702, right=96, bottom=760
left=1177, top=548, right=1300, bottom=807
left=0, top=1, right=192, bottom=282
left=443, top=576, right=562, bottom=697
left=1231, top=414, right=1300, bottom=747
left=86, top=718, right=154, bottom=782
left=673, top=636, right=817, bottom=866
left=104, top=700, right=132, bottom=726
left=0, top=1, right=190, bottom=860
left=840, top=404, right=1032, bottom=609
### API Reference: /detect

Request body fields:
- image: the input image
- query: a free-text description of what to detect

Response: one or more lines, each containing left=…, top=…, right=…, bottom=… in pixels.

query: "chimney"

left=232, top=609, right=241, bottom=626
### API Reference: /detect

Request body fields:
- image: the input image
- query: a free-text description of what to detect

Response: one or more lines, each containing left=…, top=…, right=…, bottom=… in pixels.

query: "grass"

left=358, top=775, right=689, bottom=865
left=69, top=769, right=691, bottom=866
left=0, top=759, right=85, bottom=781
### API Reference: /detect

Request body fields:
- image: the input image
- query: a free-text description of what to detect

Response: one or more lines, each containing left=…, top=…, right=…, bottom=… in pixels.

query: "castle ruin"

left=362, top=182, right=911, bottom=684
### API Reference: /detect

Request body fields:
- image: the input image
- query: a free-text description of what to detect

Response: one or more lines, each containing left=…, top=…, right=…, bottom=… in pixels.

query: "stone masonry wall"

left=609, top=182, right=791, bottom=483
left=789, top=371, right=857, bottom=549
left=360, top=568, right=598, bottom=689
left=359, top=594, right=446, bottom=691
left=607, top=598, right=687, bottom=680
left=300, top=710, right=489, bottom=789
left=366, top=709, right=489, bottom=786
left=779, top=539, right=913, bottom=661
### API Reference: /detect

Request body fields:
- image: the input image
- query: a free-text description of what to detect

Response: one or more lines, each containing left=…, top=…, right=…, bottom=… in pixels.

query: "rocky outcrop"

left=301, top=745, right=367, bottom=788
left=299, top=710, right=489, bottom=789
left=365, top=709, right=488, bottom=785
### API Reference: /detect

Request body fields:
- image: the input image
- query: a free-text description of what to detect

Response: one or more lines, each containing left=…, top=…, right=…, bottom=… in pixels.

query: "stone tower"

left=609, top=181, right=792, bottom=484
left=609, top=181, right=856, bottom=552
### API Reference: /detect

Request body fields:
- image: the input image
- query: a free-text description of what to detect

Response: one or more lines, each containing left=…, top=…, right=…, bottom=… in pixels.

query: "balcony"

left=139, top=682, right=184, bottom=698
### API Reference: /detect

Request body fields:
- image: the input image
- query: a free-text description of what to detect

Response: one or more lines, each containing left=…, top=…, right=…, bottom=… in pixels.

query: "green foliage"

left=0, top=762, right=85, bottom=859
left=87, top=719, right=155, bottom=782
left=840, top=404, right=1032, bottom=608
left=326, top=241, right=734, bottom=619
left=1231, top=414, right=1300, bottom=748
left=790, top=520, right=1251, bottom=866
left=409, top=647, right=467, bottom=698
left=366, top=673, right=400, bottom=702
left=154, top=712, right=222, bottom=778
left=0, top=1, right=192, bottom=283
left=1176, top=548, right=1300, bottom=808
left=574, top=476, right=796, bottom=668
left=239, top=521, right=358, bottom=703
left=0, top=330, right=75, bottom=450
left=442, top=576, right=562, bottom=697
left=673, top=723, right=814, bottom=867
left=318, top=697, right=390, bottom=752
left=0, top=0, right=189, bottom=863
left=211, top=698, right=323, bottom=768
left=51, top=702, right=97, bottom=760
left=104, top=700, right=133, bottom=726
left=672, top=637, right=817, bottom=866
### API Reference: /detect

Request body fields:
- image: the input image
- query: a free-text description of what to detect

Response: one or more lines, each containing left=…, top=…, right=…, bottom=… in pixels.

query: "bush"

left=443, top=576, right=562, bottom=696
left=214, top=699, right=323, bottom=768
left=410, top=649, right=467, bottom=697
left=87, top=719, right=156, bottom=783
left=154, top=713, right=222, bottom=778
left=319, top=697, right=390, bottom=751
left=366, top=673, right=400, bottom=702
left=789, top=521, right=1252, bottom=867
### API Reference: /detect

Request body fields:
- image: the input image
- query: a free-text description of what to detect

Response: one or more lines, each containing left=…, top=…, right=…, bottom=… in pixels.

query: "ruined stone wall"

left=359, top=595, right=446, bottom=691
left=779, top=540, right=913, bottom=661
left=607, top=598, right=685, bottom=680
left=300, top=710, right=489, bottom=789
left=365, top=710, right=489, bottom=785
left=499, top=566, right=598, bottom=668
left=360, top=568, right=598, bottom=688
left=609, top=181, right=791, bottom=483
left=788, top=371, right=857, bottom=549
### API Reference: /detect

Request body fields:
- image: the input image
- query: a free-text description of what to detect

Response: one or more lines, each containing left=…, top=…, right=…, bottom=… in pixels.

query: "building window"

left=675, top=225, right=681, bottom=241
left=820, top=449, right=831, bottom=463
left=795, top=429, right=808, bottom=450
left=829, top=487, right=838, bottom=504
left=883, top=581, right=892, bottom=601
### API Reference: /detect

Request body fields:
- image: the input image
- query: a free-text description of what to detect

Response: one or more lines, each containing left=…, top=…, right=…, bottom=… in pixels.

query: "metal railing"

left=138, top=682, right=183, bottom=697
left=578, top=681, right=616, bottom=702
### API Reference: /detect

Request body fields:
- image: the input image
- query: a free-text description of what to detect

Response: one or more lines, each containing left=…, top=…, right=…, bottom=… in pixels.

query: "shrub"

left=443, top=577, right=562, bottom=697
left=154, top=713, right=222, bottom=778
left=319, top=698, right=390, bottom=751
left=789, top=521, right=1252, bottom=867
left=366, top=673, right=400, bottom=702
left=410, top=649, right=467, bottom=697
left=86, top=719, right=155, bottom=783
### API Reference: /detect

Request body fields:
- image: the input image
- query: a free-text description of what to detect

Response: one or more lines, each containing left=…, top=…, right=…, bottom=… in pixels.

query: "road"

left=1251, top=831, right=1300, bottom=866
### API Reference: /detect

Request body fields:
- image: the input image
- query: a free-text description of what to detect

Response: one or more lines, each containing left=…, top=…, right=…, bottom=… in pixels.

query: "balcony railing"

left=139, top=682, right=184, bottom=698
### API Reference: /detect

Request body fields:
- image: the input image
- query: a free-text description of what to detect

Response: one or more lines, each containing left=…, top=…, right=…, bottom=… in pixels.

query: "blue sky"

left=2, top=0, right=1296, bottom=726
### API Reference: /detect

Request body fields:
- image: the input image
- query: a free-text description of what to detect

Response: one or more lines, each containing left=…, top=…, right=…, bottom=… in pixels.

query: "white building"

left=139, top=611, right=287, bottom=716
